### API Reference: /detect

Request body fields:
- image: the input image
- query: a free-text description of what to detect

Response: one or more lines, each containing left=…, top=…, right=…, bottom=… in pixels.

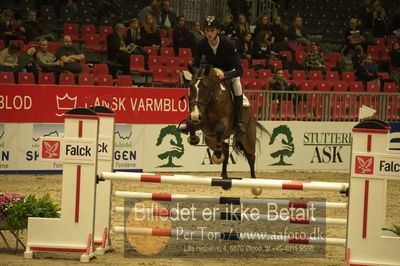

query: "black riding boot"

left=234, top=95, right=247, bottom=135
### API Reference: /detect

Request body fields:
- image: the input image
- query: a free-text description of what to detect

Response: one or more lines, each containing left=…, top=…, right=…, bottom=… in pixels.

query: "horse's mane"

left=194, top=65, right=219, bottom=83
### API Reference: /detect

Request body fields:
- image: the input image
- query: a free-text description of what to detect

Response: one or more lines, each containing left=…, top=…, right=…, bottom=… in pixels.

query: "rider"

left=180, top=16, right=247, bottom=135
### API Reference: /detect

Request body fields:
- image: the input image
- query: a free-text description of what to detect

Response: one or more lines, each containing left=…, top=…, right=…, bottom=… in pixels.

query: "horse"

left=182, top=64, right=268, bottom=195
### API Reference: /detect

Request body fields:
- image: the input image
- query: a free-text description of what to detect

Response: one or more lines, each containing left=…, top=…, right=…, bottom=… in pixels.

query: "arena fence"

left=244, top=90, right=400, bottom=122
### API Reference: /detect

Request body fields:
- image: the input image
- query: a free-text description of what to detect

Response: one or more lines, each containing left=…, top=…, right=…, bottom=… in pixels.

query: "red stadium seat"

left=64, top=23, right=82, bottom=42
left=292, top=70, right=306, bottom=80
left=342, top=72, right=356, bottom=81
left=96, top=74, right=113, bottom=86
left=116, top=75, right=133, bottom=87
left=93, top=64, right=109, bottom=75
left=99, top=26, right=113, bottom=42
left=325, top=71, right=340, bottom=81
left=309, top=70, right=323, bottom=80
left=78, top=74, right=94, bottom=85
left=81, top=24, right=96, bottom=37
left=0, top=71, right=15, bottom=84
left=18, top=72, right=35, bottom=84
left=143, top=46, right=158, bottom=56
left=59, top=73, right=75, bottom=85
left=38, top=72, right=55, bottom=84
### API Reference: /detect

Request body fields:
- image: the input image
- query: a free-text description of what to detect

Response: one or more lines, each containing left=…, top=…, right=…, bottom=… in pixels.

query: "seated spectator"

left=337, top=49, right=354, bottom=74
left=352, top=45, right=365, bottom=70
left=268, top=68, right=298, bottom=102
left=172, top=16, right=195, bottom=55
left=344, top=18, right=366, bottom=54
left=304, top=42, right=325, bottom=72
left=220, top=13, right=235, bottom=37
left=287, top=16, right=310, bottom=47
left=159, top=0, right=177, bottom=33
left=0, top=9, right=21, bottom=46
left=356, top=53, right=380, bottom=87
left=138, top=0, right=161, bottom=24
left=227, top=0, right=250, bottom=23
left=55, top=35, right=85, bottom=74
left=126, top=18, right=142, bottom=47
left=140, top=14, right=161, bottom=49
left=389, top=42, right=400, bottom=86
left=234, top=14, right=250, bottom=38
left=270, top=16, right=291, bottom=52
left=15, top=45, right=39, bottom=81
left=19, top=10, right=56, bottom=43
left=237, top=31, right=253, bottom=62
left=107, top=23, right=130, bottom=75
left=191, top=21, right=204, bottom=44
left=35, top=39, right=63, bottom=81
left=372, top=7, right=389, bottom=38
left=251, top=31, right=272, bottom=61
left=390, top=7, right=400, bottom=35
left=254, top=14, right=272, bottom=39
left=0, top=42, right=20, bottom=72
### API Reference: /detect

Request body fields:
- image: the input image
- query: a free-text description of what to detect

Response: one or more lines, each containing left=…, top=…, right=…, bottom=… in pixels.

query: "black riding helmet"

left=203, top=16, right=220, bottom=29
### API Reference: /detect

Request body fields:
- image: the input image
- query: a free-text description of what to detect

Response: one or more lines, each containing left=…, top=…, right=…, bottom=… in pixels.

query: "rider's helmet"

left=203, top=16, right=220, bottom=30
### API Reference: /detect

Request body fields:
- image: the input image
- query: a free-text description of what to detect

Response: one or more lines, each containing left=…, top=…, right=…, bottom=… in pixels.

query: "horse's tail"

left=232, top=122, right=270, bottom=157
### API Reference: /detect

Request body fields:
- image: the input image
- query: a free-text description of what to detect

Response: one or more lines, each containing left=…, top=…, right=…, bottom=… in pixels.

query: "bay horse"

left=183, top=64, right=268, bottom=195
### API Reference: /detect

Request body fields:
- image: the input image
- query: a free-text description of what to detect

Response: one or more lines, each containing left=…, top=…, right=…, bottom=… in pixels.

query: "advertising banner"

left=0, top=85, right=188, bottom=124
left=143, top=122, right=358, bottom=172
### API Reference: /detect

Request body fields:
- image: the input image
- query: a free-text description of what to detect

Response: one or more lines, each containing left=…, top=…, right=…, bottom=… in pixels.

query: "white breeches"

left=232, top=77, right=243, bottom=96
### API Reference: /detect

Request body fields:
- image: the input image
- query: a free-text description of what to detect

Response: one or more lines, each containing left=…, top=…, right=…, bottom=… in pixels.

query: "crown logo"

left=56, top=93, right=78, bottom=116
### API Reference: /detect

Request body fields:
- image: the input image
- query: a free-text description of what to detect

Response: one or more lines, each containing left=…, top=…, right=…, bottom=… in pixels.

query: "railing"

left=172, top=0, right=276, bottom=24
left=244, top=90, right=400, bottom=122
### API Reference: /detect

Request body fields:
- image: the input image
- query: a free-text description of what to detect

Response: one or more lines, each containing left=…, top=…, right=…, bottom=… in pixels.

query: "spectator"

left=270, top=15, right=291, bottom=52
left=14, top=45, right=39, bottom=82
left=191, top=21, right=204, bottom=44
left=126, top=18, right=142, bottom=47
left=337, top=49, right=354, bottom=74
left=372, top=7, right=388, bottom=38
left=138, top=0, right=161, bottom=24
left=360, top=0, right=375, bottom=30
left=36, top=39, right=63, bottom=81
left=268, top=68, right=298, bottom=102
left=253, top=14, right=272, bottom=39
left=352, top=45, right=365, bottom=70
left=172, top=16, right=195, bottom=55
left=234, top=14, right=250, bottom=38
left=159, top=0, right=177, bottom=32
left=0, top=42, right=20, bottom=72
left=19, top=10, right=56, bottom=43
left=344, top=18, right=366, bottom=54
left=107, top=23, right=130, bottom=75
left=0, top=9, right=21, bottom=46
left=390, top=7, right=400, bottom=35
left=356, top=53, right=380, bottom=87
left=140, top=14, right=161, bottom=49
left=220, top=13, right=235, bottom=37
left=287, top=16, right=310, bottom=46
left=304, top=42, right=325, bottom=72
left=55, top=35, right=85, bottom=74
left=227, top=0, right=250, bottom=23
left=389, top=42, right=400, bottom=86
left=251, top=30, right=272, bottom=61
left=237, top=31, right=253, bottom=62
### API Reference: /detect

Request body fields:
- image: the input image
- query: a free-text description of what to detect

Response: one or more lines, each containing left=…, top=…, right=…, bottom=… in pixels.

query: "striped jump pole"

left=113, top=191, right=348, bottom=209
left=99, top=172, right=349, bottom=193
left=113, top=207, right=347, bottom=225
left=112, top=226, right=347, bottom=247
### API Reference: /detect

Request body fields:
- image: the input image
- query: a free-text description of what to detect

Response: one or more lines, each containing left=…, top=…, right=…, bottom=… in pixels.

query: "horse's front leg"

left=184, top=119, right=200, bottom=145
left=211, top=122, right=226, bottom=165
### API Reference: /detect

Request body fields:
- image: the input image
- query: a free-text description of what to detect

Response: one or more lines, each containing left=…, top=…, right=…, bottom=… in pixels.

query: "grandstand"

left=0, top=0, right=399, bottom=122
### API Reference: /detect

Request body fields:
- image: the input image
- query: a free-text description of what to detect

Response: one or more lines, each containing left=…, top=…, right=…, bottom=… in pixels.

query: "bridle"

left=189, top=75, right=217, bottom=111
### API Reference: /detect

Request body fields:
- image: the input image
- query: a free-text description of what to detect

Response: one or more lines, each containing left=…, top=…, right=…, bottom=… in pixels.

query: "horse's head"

left=188, top=64, right=220, bottom=124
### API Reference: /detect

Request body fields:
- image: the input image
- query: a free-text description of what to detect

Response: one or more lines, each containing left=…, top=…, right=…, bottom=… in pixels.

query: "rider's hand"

left=217, top=72, right=225, bottom=80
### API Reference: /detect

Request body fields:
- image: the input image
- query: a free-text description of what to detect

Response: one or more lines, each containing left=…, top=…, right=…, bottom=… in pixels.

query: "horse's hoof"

left=187, top=135, right=200, bottom=145
left=251, top=188, right=262, bottom=196
left=211, top=154, right=224, bottom=164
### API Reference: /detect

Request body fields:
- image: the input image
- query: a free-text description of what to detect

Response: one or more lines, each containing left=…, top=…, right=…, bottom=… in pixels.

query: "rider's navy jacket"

left=193, top=35, right=243, bottom=80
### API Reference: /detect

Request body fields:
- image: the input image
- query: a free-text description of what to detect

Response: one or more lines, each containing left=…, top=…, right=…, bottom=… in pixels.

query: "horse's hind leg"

left=220, top=142, right=232, bottom=190
left=244, top=150, right=262, bottom=196
left=211, top=122, right=226, bottom=164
